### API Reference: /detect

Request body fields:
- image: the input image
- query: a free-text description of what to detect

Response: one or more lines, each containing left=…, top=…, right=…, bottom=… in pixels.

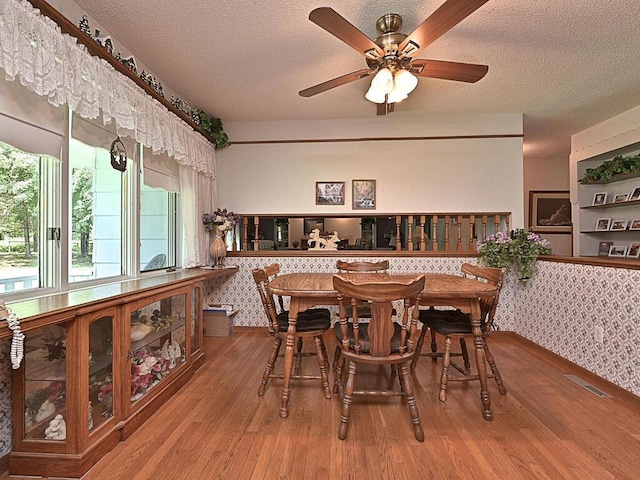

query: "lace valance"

left=0, top=0, right=216, bottom=177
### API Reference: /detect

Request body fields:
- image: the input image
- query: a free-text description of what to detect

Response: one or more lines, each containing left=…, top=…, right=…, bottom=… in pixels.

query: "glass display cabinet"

left=9, top=268, right=237, bottom=478
left=124, top=286, right=190, bottom=417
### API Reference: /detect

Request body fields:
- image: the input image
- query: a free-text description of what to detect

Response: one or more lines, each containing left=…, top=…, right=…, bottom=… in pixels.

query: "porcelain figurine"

left=130, top=316, right=154, bottom=341
left=161, top=340, right=182, bottom=369
left=44, top=414, right=66, bottom=440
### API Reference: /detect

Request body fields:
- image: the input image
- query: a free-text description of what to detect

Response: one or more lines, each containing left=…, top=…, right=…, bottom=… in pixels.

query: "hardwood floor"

left=4, top=331, right=640, bottom=479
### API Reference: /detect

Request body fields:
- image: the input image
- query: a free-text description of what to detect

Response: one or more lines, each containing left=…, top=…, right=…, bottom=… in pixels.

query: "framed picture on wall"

left=608, top=245, right=628, bottom=257
left=595, top=218, right=611, bottom=231
left=598, top=241, right=613, bottom=256
left=628, top=187, right=640, bottom=202
left=315, top=181, right=345, bottom=205
left=352, top=179, right=376, bottom=210
left=529, top=190, right=571, bottom=233
left=627, top=242, right=640, bottom=258
left=304, top=217, right=324, bottom=234
left=592, top=192, right=607, bottom=206
left=629, top=219, right=640, bottom=230
left=610, top=220, right=629, bottom=231
left=613, top=193, right=629, bottom=203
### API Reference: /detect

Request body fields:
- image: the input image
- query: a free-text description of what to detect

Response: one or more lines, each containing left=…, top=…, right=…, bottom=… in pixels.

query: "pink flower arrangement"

left=130, top=348, right=170, bottom=396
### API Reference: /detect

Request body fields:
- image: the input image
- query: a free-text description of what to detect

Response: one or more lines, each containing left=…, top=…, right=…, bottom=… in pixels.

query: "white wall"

left=217, top=114, right=526, bottom=228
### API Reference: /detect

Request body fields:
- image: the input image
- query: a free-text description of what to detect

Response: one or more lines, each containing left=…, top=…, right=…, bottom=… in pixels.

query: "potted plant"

left=476, top=229, right=552, bottom=282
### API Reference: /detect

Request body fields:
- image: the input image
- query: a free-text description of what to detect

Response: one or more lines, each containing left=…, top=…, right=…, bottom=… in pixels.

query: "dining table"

left=267, top=271, right=499, bottom=421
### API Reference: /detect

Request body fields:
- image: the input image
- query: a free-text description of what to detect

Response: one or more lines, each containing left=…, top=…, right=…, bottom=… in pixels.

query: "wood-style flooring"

left=4, top=331, right=640, bottom=480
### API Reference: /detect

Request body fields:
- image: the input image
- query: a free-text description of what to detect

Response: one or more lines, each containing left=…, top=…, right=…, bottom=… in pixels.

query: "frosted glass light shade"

left=394, top=69, right=418, bottom=95
left=387, top=85, right=408, bottom=104
left=365, top=86, right=386, bottom=104
left=371, top=68, right=393, bottom=94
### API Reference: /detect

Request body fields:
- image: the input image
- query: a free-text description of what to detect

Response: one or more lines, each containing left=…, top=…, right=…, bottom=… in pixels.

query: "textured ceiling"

left=73, top=0, right=640, bottom=160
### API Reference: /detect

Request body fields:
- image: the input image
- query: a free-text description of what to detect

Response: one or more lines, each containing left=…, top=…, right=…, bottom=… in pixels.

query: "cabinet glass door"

left=88, top=315, right=114, bottom=431
left=23, top=324, right=68, bottom=441
left=128, top=292, right=187, bottom=405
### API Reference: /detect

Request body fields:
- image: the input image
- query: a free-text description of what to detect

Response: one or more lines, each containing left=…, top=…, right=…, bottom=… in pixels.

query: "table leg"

left=470, top=301, right=492, bottom=421
left=280, top=299, right=299, bottom=418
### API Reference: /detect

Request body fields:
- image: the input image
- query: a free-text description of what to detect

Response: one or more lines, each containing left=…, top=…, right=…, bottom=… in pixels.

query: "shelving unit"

left=577, top=159, right=640, bottom=258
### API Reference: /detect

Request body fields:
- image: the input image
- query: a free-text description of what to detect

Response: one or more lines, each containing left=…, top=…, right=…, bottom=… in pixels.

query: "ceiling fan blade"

left=309, top=7, right=384, bottom=60
left=299, top=69, right=373, bottom=97
left=398, top=0, right=489, bottom=59
left=410, top=59, right=488, bottom=83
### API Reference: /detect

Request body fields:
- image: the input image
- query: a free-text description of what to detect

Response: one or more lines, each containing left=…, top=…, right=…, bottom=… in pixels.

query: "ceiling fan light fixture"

left=394, top=69, right=418, bottom=95
left=365, top=85, right=386, bottom=104
left=371, top=67, right=393, bottom=94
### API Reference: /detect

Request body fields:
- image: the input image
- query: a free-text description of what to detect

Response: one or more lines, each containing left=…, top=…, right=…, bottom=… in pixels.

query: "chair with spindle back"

left=333, top=273, right=425, bottom=441
left=413, top=263, right=507, bottom=412
left=251, top=263, right=332, bottom=397
left=332, top=260, right=391, bottom=384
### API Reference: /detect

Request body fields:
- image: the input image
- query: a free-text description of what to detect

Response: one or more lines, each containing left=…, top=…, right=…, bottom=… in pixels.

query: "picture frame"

left=627, top=242, right=640, bottom=258
left=598, top=241, right=613, bottom=256
left=595, top=218, right=611, bottom=231
left=315, top=181, right=345, bottom=205
left=529, top=190, right=571, bottom=233
left=628, top=187, right=640, bottom=202
left=613, top=193, right=628, bottom=203
left=592, top=192, right=607, bottom=206
left=629, top=219, right=640, bottom=230
left=352, top=179, right=376, bottom=210
left=610, top=220, right=629, bottom=231
left=608, top=245, right=628, bottom=257
left=304, top=217, right=324, bottom=235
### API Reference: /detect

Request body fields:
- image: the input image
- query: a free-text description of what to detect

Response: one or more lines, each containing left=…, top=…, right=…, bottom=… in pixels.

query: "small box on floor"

left=203, top=305, right=238, bottom=337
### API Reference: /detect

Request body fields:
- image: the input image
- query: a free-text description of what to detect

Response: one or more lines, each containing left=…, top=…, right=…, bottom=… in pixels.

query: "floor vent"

left=564, top=374, right=612, bottom=398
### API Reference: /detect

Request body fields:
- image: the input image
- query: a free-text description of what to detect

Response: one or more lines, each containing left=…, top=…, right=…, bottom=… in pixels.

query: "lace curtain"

left=0, top=0, right=216, bottom=178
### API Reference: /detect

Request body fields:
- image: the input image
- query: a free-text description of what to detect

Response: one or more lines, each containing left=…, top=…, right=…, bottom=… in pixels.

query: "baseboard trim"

left=233, top=326, right=269, bottom=333
left=501, top=331, right=640, bottom=407
left=0, top=453, right=8, bottom=476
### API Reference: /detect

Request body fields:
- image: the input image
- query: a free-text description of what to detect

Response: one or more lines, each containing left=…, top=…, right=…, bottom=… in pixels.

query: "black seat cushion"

left=276, top=308, right=331, bottom=332
left=419, top=307, right=488, bottom=330
left=334, top=321, right=403, bottom=354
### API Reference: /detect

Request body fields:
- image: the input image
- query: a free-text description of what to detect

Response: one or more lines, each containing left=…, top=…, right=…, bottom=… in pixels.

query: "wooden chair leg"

left=399, top=362, right=424, bottom=442
left=293, top=336, right=303, bottom=375
left=338, top=360, right=357, bottom=440
left=333, top=348, right=345, bottom=395
left=460, top=338, right=470, bottom=373
left=484, top=340, right=507, bottom=395
left=319, top=334, right=330, bottom=372
left=258, top=336, right=282, bottom=396
left=430, top=328, right=438, bottom=356
left=314, top=335, right=332, bottom=399
left=439, top=335, right=452, bottom=402
left=410, top=326, right=429, bottom=371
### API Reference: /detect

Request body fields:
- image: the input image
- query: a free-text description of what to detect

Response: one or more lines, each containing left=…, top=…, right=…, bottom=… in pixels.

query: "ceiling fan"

left=299, top=0, right=489, bottom=115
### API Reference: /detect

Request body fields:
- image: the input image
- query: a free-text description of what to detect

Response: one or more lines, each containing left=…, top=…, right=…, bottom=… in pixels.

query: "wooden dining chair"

left=333, top=260, right=391, bottom=384
left=414, top=263, right=507, bottom=411
left=251, top=263, right=332, bottom=396
left=333, top=273, right=426, bottom=441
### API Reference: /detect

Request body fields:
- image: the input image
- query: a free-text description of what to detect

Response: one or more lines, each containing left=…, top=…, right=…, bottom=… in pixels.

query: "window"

left=69, top=138, right=124, bottom=282
left=140, top=184, right=178, bottom=272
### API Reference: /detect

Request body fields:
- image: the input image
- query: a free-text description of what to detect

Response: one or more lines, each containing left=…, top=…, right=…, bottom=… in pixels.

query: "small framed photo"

left=613, top=193, right=629, bottom=203
left=598, top=241, right=613, bottom=256
left=352, top=179, right=376, bottom=210
left=628, top=187, right=640, bottom=202
left=629, top=219, right=640, bottom=230
left=608, top=245, right=628, bottom=257
left=595, top=218, right=611, bottom=231
left=592, top=192, right=607, bottom=206
left=610, top=220, right=629, bottom=231
left=627, top=242, right=640, bottom=258
left=315, top=181, right=345, bottom=205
